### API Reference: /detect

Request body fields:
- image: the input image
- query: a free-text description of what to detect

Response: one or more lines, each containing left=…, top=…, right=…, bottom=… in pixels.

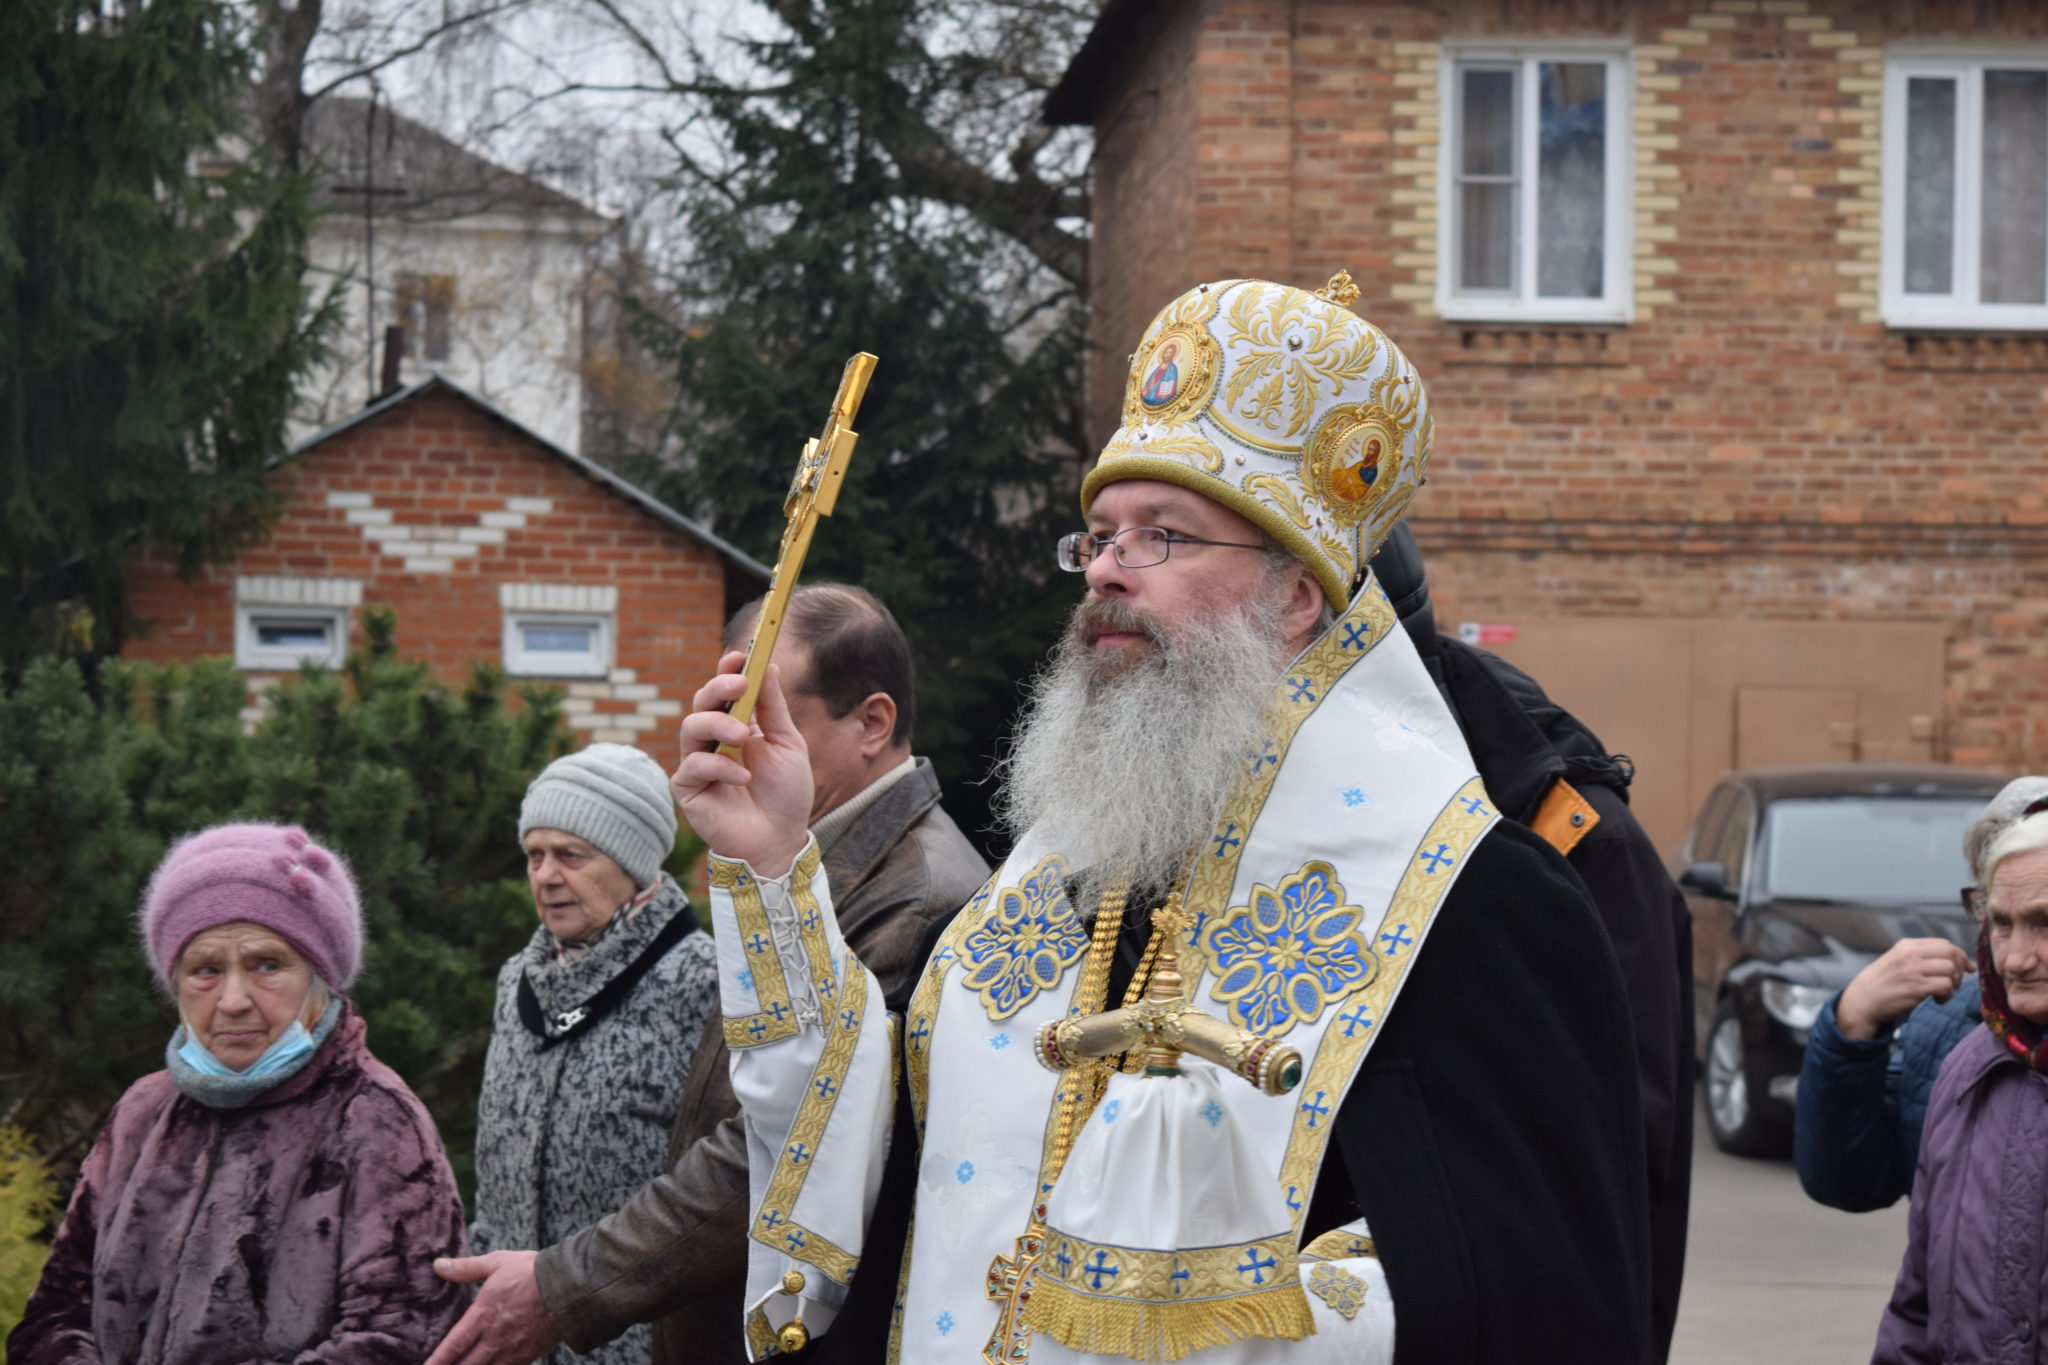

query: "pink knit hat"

left=139, top=823, right=363, bottom=990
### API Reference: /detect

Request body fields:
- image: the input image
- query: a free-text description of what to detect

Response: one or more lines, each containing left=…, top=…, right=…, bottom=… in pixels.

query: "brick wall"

left=1079, top=0, right=2048, bottom=780
left=125, top=387, right=732, bottom=768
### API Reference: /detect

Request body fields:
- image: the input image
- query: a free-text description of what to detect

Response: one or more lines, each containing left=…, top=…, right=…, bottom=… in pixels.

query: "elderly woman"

left=467, top=743, right=717, bottom=1365
left=1794, top=777, right=2048, bottom=1213
left=1874, top=781, right=2048, bottom=1363
left=7, top=823, right=468, bottom=1363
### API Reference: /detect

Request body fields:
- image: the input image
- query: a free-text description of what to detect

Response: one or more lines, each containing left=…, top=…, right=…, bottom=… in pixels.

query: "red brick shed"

left=124, top=378, right=769, bottom=768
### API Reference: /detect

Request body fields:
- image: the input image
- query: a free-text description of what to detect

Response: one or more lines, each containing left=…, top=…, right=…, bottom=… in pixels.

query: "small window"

left=1883, top=55, right=2048, bottom=329
left=395, top=272, right=456, bottom=361
left=236, top=605, right=348, bottom=670
left=1439, top=46, right=1633, bottom=323
left=504, top=612, right=611, bottom=678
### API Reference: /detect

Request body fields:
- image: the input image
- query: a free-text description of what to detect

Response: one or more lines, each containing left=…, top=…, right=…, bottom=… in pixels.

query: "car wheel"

left=1704, top=996, right=1790, bottom=1157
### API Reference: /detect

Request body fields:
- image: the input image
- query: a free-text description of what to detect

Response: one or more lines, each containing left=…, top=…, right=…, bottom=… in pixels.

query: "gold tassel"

left=1023, top=1273, right=1318, bottom=1362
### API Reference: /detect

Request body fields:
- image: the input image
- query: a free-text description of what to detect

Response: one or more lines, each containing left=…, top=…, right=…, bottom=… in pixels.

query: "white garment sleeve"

left=706, top=838, right=895, bottom=1359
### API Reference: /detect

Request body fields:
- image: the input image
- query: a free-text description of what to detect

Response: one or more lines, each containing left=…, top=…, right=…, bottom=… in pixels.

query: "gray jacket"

left=474, top=873, right=718, bottom=1365
left=535, top=757, right=989, bottom=1364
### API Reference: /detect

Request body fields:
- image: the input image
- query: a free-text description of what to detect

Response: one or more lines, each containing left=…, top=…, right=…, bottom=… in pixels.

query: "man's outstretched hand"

left=425, top=1251, right=563, bottom=1365
left=671, top=651, right=812, bottom=878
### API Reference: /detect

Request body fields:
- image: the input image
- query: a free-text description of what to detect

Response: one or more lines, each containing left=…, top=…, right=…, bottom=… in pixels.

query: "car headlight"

left=1761, top=979, right=1834, bottom=1031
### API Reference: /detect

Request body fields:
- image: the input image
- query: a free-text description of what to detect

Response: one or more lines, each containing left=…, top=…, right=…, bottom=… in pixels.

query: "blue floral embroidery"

left=1200, top=859, right=1378, bottom=1036
left=1102, top=1099, right=1121, bottom=1124
left=1201, top=1100, right=1225, bottom=1128
left=934, top=1311, right=955, bottom=1336
left=1340, top=787, right=1368, bottom=808
left=961, top=855, right=1087, bottom=1021
left=988, top=1033, right=1011, bottom=1051
left=956, top=1160, right=976, bottom=1183
left=737, top=968, right=754, bottom=992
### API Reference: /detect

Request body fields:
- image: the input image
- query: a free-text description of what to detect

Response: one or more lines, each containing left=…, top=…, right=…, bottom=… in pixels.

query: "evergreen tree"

left=635, top=0, right=1088, bottom=850
left=0, top=0, right=333, bottom=668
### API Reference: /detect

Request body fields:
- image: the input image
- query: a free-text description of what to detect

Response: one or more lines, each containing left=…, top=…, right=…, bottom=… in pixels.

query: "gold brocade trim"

left=1272, top=776, right=1498, bottom=1240
left=748, top=966, right=869, bottom=1285
left=1300, top=1230, right=1375, bottom=1262
left=789, top=842, right=845, bottom=1026
left=1306, top=1262, right=1367, bottom=1320
left=1173, top=585, right=1400, bottom=994
left=1035, top=1229, right=1303, bottom=1304
left=1023, top=1230, right=1315, bottom=1362
left=906, top=874, right=995, bottom=1138
left=745, top=1305, right=777, bottom=1358
left=714, top=856, right=800, bottom=1050
left=885, top=1212, right=917, bottom=1364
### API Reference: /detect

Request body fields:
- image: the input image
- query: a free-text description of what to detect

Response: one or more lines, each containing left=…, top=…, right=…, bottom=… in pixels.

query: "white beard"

left=995, top=589, right=1297, bottom=907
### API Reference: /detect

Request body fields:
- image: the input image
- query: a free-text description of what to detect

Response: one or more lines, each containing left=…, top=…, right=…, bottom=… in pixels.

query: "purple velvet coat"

left=1874, top=1023, right=2048, bottom=1365
left=8, top=1007, right=469, bottom=1364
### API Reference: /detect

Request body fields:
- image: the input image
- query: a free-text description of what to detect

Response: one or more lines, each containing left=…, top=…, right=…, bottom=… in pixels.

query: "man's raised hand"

left=671, top=651, right=813, bottom=878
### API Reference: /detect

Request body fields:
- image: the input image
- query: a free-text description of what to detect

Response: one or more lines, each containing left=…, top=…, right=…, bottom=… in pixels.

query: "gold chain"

left=1031, top=873, right=1131, bottom=1227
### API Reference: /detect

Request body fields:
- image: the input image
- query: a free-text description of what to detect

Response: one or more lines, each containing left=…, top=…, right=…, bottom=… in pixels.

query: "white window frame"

left=1437, top=42, right=1635, bottom=324
left=503, top=612, right=612, bottom=679
left=236, top=605, right=349, bottom=670
left=1882, top=51, right=2048, bottom=330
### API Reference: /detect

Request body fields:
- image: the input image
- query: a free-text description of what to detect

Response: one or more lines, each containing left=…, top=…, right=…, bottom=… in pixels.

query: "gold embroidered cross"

left=983, top=1226, right=1044, bottom=1365
left=716, top=352, right=877, bottom=759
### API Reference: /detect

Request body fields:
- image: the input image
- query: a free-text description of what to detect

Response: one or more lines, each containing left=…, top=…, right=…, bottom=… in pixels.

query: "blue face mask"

left=177, top=1018, right=317, bottom=1079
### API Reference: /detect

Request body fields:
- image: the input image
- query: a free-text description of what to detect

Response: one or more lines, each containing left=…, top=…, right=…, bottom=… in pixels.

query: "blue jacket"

left=1793, top=974, right=1982, bottom=1212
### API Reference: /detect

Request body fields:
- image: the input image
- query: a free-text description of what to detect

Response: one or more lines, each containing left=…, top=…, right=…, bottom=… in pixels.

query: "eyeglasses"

left=1056, top=526, right=1266, bottom=572
left=1963, top=886, right=1984, bottom=917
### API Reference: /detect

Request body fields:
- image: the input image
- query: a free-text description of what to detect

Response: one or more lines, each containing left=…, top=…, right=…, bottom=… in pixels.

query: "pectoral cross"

left=716, top=352, right=878, bottom=759
left=983, top=1226, right=1043, bottom=1364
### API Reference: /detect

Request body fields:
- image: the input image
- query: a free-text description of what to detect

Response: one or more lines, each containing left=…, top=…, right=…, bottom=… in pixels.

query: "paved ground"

left=1669, top=1107, right=1909, bottom=1365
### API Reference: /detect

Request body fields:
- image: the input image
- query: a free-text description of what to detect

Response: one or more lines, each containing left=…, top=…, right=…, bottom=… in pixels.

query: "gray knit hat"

left=518, top=743, right=677, bottom=889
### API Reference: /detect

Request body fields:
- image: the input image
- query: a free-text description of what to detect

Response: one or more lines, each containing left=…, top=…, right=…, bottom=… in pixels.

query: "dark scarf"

left=1977, top=918, right=2048, bottom=1071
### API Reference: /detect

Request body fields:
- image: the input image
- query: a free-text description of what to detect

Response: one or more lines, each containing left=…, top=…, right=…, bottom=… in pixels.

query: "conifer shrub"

left=0, top=1125, right=58, bottom=1345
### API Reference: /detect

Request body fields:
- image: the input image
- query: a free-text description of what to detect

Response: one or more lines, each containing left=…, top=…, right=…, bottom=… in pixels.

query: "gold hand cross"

left=716, top=352, right=878, bottom=759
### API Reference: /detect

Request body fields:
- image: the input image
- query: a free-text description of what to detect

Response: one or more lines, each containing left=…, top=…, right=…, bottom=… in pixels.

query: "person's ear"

left=1281, top=566, right=1325, bottom=648
left=855, top=692, right=898, bottom=759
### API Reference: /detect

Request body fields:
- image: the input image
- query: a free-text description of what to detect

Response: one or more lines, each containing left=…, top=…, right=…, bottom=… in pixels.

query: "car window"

left=1690, top=785, right=1736, bottom=864
left=1714, top=791, right=1755, bottom=890
left=1760, top=796, right=1982, bottom=905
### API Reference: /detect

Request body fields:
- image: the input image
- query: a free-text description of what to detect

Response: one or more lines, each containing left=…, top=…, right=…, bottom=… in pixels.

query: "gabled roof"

left=305, top=96, right=605, bottom=226
left=290, top=376, right=771, bottom=586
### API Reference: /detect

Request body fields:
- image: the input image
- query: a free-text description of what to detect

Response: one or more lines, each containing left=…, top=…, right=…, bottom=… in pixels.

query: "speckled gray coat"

left=472, top=874, right=716, bottom=1365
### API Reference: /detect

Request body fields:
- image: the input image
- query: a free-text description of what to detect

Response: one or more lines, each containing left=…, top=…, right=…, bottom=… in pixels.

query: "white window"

left=236, top=606, right=349, bottom=670
left=504, top=613, right=611, bottom=678
left=1438, top=45, right=1633, bottom=323
left=1883, top=54, right=2048, bottom=329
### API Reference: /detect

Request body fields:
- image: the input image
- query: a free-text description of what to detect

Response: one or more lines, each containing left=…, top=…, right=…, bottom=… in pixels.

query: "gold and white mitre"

left=1085, top=272, right=1431, bottom=609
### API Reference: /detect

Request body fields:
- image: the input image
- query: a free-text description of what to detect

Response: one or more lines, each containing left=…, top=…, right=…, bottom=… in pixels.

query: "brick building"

left=1050, top=0, right=2048, bottom=847
left=124, top=379, right=767, bottom=767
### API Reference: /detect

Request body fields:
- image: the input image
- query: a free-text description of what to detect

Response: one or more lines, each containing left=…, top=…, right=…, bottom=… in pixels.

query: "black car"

left=1676, top=763, right=2002, bottom=1156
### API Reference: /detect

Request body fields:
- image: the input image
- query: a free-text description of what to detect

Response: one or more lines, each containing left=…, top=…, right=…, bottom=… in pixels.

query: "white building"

left=295, top=97, right=607, bottom=454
